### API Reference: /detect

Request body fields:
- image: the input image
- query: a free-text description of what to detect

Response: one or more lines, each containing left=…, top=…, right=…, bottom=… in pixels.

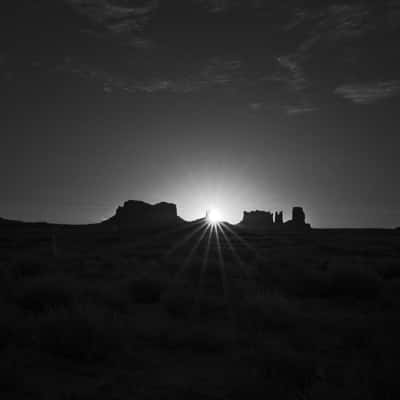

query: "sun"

left=207, top=209, right=222, bottom=225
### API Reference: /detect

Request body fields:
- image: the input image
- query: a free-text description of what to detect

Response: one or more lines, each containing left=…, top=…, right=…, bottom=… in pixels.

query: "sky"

left=1, top=0, right=399, bottom=227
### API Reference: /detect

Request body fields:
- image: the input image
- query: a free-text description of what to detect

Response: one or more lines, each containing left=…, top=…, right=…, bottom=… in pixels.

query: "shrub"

left=128, top=278, right=165, bottom=304
left=0, top=303, right=26, bottom=350
left=159, top=324, right=229, bottom=353
left=196, top=293, right=228, bottom=319
left=14, top=277, right=75, bottom=313
left=376, top=261, right=400, bottom=280
left=33, top=304, right=124, bottom=363
left=380, top=279, right=400, bottom=309
left=79, top=282, right=129, bottom=312
left=11, top=259, right=49, bottom=280
left=0, top=354, right=24, bottom=396
left=162, top=285, right=195, bottom=318
left=238, top=291, right=305, bottom=332
left=326, top=263, right=382, bottom=300
left=0, top=266, right=12, bottom=301
left=240, top=342, right=317, bottom=398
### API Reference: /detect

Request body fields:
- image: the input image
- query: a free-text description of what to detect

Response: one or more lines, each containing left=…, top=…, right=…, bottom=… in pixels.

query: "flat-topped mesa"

left=240, top=210, right=274, bottom=229
left=108, top=200, right=180, bottom=230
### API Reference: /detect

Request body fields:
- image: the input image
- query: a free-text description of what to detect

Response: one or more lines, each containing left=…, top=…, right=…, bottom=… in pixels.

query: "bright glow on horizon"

left=207, top=209, right=222, bottom=224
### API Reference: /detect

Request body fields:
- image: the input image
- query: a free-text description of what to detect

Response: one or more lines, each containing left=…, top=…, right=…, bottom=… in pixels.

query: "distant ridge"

left=1, top=202, right=311, bottom=230
left=1, top=203, right=398, bottom=230
left=0, top=217, right=26, bottom=226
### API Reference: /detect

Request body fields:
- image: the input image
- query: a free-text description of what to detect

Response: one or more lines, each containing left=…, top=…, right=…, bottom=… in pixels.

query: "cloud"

left=285, top=3, right=375, bottom=39
left=286, top=105, right=318, bottom=115
left=194, top=0, right=270, bottom=13
left=200, top=57, right=241, bottom=85
left=334, top=81, right=400, bottom=104
left=197, top=0, right=230, bottom=13
left=66, top=0, right=158, bottom=21
left=65, top=0, right=158, bottom=36
left=276, top=55, right=308, bottom=92
left=248, top=101, right=317, bottom=116
left=260, top=50, right=316, bottom=116
left=273, top=2, right=400, bottom=113
left=321, top=4, right=373, bottom=38
left=282, top=2, right=396, bottom=72
left=388, top=0, right=400, bottom=29
left=270, top=52, right=316, bottom=115
left=249, top=102, right=264, bottom=111
left=64, top=1, right=160, bottom=49
left=55, top=56, right=242, bottom=94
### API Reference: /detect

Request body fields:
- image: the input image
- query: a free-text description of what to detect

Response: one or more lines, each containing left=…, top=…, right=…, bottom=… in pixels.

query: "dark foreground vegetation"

left=1, top=222, right=400, bottom=399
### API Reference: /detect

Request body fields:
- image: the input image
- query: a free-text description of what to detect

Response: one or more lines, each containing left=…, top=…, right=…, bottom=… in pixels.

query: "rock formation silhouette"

left=284, top=207, right=311, bottom=230
left=274, top=211, right=283, bottom=225
left=106, top=200, right=182, bottom=230
left=240, top=210, right=274, bottom=229
left=293, top=207, right=305, bottom=224
left=240, top=207, right=310, bottom=231
left=0, top=201, right=311, bottom=232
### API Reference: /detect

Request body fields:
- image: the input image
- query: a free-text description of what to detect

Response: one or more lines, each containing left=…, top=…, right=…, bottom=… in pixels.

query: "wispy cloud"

left=249, top=102, right=264, bottom=111
left=275, top=55, right=308, bottom=92
left=55, top=56, right=242, bottom=94
left=321, top=4, right=374, bottom=38
left=65, top=0, right=159, bottom=46
left=285, top=3, right=375, bottom=39
left=270, top=50, right=315, bottom=115
left=388, top=0, right=400, bottom=29
left=195, top=0, right=269, bottom=13
left=249, top=101, right=318, bottom=116
left=66, top=0, right=158, bottom=24
left=197, top=0, right=230, bottom=13
left=286, top=105, right=318, bottom=115
left=334, top=81, right=400, bottom=104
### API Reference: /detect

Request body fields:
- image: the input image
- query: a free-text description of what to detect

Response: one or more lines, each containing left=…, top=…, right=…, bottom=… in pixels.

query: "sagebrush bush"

left=128, top=277, right=165, bottom=304
left=11, top=259, right=49, bottom=280
left=33, top=304, right=125, bottom=363
left=0, top=303, right=26, bottom=350
left=79, top=282, right=130, bottom=312
left=326, top=263, right=382, bottom=300
left=380, top=279, right=400, bottom=308
left=240, top=341, right=317, bottom=398
left=0, top=267, right=12, bottom=301
left=376, top=261, right=400, bottom=280
left=159, top=324, right=229, bottom=353
left=161, top=285, right=195, bottom=318
left=238, top=291, right=305, bottom=332
left=196, top=293, right=228, bottom=319
left=0, top=353, right=24, bottom=396
left=14, top=277, right=76, bottom=313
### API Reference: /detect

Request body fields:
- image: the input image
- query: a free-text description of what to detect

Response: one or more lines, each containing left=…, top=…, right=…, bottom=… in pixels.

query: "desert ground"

left=1, top=221, right=400, bottom=399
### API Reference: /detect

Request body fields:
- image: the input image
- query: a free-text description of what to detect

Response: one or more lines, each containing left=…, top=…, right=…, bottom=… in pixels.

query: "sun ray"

left=192, top=223, right=213, bottom=318
left=220, top=222, right=267, bottom=262
left=131, top=218, right=205, bottom=253
left=163, top=220, right=208, bottom=259
left=166, top=223, right=211, bottom=288
left=218, top=223, right=252, bottom=281
left=215, top=224, right=237, bottom=343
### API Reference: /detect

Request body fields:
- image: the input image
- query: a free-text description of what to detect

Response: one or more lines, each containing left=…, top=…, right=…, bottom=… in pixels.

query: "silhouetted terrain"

left=1, top=204, right=400, bottom=399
